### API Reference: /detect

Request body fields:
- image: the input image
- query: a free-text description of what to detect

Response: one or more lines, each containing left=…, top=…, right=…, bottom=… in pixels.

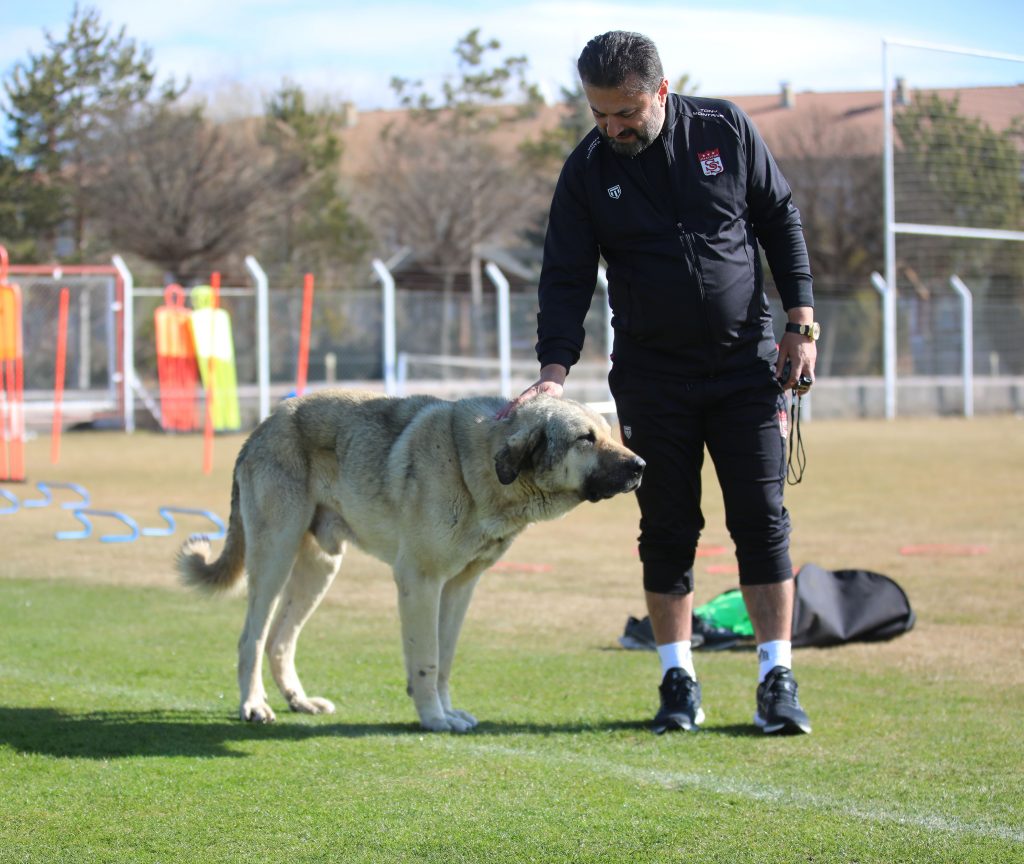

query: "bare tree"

left=770, top=107, right=885, bottom=375
left=367, top=129, right=541, bottom=274
left=359, top=30, right=548, bottom=355
left=364, top=31, right=546, bottom=278
left=772, top=106, right=883, bottom=284
left=89, top=104, right=294, bottom=282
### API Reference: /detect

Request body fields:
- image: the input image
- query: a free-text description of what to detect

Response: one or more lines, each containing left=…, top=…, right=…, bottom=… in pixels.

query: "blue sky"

left=3, top=1, right=1023, bottom=113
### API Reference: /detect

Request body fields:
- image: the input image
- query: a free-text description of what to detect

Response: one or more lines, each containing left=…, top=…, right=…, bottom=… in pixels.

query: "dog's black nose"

left=629, top=456, right=645, bottom=476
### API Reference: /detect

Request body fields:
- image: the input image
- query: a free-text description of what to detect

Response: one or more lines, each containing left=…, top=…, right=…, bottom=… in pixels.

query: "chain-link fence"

left=16, top=272, right=121, bottom=430
left=14, top=264, right=1024, bottom=432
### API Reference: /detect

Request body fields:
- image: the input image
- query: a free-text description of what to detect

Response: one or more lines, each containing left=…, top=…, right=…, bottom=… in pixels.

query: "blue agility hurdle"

left=56, top=509, right=140, bottom=543
left=142, top=506, right=226, bottom=541
left=22, top=481, right=91, bottom=510
left=0, top=488, right=18, bottom=514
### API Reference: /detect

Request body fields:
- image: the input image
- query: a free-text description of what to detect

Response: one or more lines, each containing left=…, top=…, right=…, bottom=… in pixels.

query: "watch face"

left=810, top=322, right=820, bottom=340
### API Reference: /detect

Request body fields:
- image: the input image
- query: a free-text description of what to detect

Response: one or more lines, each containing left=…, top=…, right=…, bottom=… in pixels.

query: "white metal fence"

left=14, top=258, right=1024, bottom=433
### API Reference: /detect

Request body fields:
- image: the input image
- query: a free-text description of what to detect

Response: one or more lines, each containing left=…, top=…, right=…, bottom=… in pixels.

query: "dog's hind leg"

left=237, top=526, right=306, bottom=723
left=437, top=569, right=483, bottom=729
left=267, top=532, right=343, bottom=715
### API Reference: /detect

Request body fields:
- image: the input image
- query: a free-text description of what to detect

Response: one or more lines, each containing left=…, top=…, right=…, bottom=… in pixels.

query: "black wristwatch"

left=785, top=321, right=821, bottom=341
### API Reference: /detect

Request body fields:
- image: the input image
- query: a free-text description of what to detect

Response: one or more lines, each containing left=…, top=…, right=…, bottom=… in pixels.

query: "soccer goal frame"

left=881, top=37, right=1024, bottom=418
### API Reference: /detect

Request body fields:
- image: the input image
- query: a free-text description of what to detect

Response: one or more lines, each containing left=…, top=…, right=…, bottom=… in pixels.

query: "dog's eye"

left=577, top=431, right=597, bottom=445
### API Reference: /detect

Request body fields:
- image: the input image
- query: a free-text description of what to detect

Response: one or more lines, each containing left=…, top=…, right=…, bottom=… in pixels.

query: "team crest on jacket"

left=698, top=148, right=724, bottom=176
left=607, top=184, right=622, bottom=199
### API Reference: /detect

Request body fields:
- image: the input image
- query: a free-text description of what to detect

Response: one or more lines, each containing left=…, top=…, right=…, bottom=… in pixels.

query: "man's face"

left=584, top=76, right=669, bottom=157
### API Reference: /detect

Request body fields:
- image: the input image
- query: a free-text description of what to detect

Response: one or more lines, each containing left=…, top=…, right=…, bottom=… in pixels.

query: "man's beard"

left=601, top=107, right=664, bottom=157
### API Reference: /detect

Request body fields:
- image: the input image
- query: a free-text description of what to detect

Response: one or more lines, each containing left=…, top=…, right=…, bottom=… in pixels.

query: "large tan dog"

left=177, top=390, right=643, bottom=732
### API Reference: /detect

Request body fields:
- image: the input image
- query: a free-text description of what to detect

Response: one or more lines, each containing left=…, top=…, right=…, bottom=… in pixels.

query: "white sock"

left=657, top=641, right=696, bottom=680
left=757, top=640, right=793, bottom=682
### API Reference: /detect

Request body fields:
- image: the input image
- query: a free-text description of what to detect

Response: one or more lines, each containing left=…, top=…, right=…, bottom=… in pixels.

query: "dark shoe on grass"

left=754, top=666, right=811, bottom=735
left=652, top=668, right=704, bottom=734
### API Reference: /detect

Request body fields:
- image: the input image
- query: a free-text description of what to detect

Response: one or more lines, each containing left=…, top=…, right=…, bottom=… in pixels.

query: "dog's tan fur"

left=177, top=390, right=643, bottom=731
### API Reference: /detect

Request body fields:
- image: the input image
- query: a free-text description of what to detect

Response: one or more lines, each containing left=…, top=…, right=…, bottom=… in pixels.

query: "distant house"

left=338, top=82, right=1024, bottom=174
left=338, top=83, right=1023, bottom=296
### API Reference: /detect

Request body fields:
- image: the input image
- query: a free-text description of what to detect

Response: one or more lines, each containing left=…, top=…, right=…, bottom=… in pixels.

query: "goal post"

left=882, top=38, right=1024, bottom=418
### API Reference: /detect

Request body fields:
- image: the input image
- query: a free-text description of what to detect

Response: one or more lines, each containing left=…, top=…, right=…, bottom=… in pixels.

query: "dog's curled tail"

left=176, top=477, right=246, bottom=593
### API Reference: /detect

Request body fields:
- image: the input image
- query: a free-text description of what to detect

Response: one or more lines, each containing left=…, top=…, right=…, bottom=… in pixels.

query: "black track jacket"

left=536, top=93, right=813, bottom=377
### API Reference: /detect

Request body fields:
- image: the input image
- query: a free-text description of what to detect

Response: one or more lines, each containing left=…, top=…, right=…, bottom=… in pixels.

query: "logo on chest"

left=698, top=148, right=725, bottom=176
left=607, top=184, right=622, bottom=199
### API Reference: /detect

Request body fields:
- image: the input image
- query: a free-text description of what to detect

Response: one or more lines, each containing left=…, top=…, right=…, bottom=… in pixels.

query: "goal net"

left=883, top=39, right=1024, bottom=414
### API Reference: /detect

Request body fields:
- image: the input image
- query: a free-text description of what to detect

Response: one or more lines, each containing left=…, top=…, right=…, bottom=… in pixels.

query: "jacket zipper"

left=678, top=226, right=720, bottom=374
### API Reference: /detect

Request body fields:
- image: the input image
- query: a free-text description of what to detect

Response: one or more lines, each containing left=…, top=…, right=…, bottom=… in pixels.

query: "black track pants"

left=609, top=363, right=794, bottom=595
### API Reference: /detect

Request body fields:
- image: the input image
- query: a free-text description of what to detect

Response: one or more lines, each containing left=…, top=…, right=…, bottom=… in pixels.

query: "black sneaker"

left=754, top=666, right=812, bottom=735
left=691, top=615, right=740, bottom=651
left=618, top=615, right=658, bottom=651
left=652, top=668, right=705, bottom=734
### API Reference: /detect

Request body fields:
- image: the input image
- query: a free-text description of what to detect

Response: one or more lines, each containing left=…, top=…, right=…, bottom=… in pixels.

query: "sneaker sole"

left=753, top=711, right=811, bottom=735
left=652, top=707, right=706, bottom=734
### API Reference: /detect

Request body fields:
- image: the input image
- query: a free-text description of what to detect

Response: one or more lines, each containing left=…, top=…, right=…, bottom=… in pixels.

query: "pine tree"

left=262, top=81, right=370, bottom=279
left=1, top=3, right=183, bottom=259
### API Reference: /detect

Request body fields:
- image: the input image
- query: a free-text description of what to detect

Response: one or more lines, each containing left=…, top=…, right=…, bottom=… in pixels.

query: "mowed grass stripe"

left=0, top=663, right=226, bottom=711
left=456, top=741, right=1024, bottom=844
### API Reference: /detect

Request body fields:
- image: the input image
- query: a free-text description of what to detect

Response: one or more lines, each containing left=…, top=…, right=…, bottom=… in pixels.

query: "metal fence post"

left=871, top=271, right=896, bottom=420
left=483, top=262, right=512, bottom=399
left=949, top=275, right=974, bottom=418
left=244, top=255, right=271, bottom=422
left=371, top=259, right=397, bottom=395
left=111, top=255, right=134, bottom=433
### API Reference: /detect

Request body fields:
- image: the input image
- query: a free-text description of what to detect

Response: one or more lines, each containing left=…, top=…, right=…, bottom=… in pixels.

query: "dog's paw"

left=240, top=700, right=277, bottom=723
left=289, top=696, right=336, bottom=715
left=446, top=709, right=478, bottom=732
left=418, top=714, right=453, bottom=732
left=418, top=709, right=477, bottom=733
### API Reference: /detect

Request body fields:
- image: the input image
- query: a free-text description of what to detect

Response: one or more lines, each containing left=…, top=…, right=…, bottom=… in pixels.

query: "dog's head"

left=494, top=396, right=644, bottom=503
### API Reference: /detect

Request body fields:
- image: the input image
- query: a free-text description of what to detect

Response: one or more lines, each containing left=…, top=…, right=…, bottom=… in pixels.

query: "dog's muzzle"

left=585, top=454, right=646, bottom=501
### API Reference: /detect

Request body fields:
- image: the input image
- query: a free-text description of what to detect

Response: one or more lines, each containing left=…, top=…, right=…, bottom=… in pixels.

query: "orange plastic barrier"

left=154, top=284, right=200, bottom=431
left=0, top=245, right=25, bottom=481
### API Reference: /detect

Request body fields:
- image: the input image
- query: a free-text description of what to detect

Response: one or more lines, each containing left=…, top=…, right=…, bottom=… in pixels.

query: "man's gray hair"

left=577, top=31, right=665, bottom=95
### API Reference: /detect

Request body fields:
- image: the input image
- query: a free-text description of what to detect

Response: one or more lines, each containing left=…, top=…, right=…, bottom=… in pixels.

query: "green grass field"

left=1, top=416, right=1022, bottom=863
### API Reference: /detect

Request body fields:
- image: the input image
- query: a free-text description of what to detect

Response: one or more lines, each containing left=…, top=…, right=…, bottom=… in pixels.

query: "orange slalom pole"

left=296, top=273, right=315, bottom=396
left=202, top=272, right=221, bottom=475
left=50, top=287, right=70, bottom=465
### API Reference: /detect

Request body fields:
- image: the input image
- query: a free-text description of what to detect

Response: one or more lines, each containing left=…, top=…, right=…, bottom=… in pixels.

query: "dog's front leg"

left=438, top=569, right=483, bottom=730
left=394, top=563, right=469, bottom=732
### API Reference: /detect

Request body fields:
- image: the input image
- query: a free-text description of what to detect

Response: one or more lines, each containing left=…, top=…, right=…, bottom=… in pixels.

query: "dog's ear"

left=494, top=424, right=546, bottom=485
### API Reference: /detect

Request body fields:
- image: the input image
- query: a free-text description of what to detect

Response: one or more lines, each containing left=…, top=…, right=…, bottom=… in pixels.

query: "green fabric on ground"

left=694, top=589, right=754, bottom=637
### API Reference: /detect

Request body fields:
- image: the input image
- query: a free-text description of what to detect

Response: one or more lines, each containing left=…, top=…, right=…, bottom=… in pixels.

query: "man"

left=507, top=31, right=817, bottom=734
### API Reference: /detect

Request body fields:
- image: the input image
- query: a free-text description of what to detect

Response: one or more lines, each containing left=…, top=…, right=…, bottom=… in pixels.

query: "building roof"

left=337, top=83, right=1024, bottom=174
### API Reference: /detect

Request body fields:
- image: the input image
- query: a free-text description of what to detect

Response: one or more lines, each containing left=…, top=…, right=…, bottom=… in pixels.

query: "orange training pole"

left=296, top=273, right=315, bottom=396
left=202, top=272, right=221, bottom=475
left=50, top=287, right=70, bottom=465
